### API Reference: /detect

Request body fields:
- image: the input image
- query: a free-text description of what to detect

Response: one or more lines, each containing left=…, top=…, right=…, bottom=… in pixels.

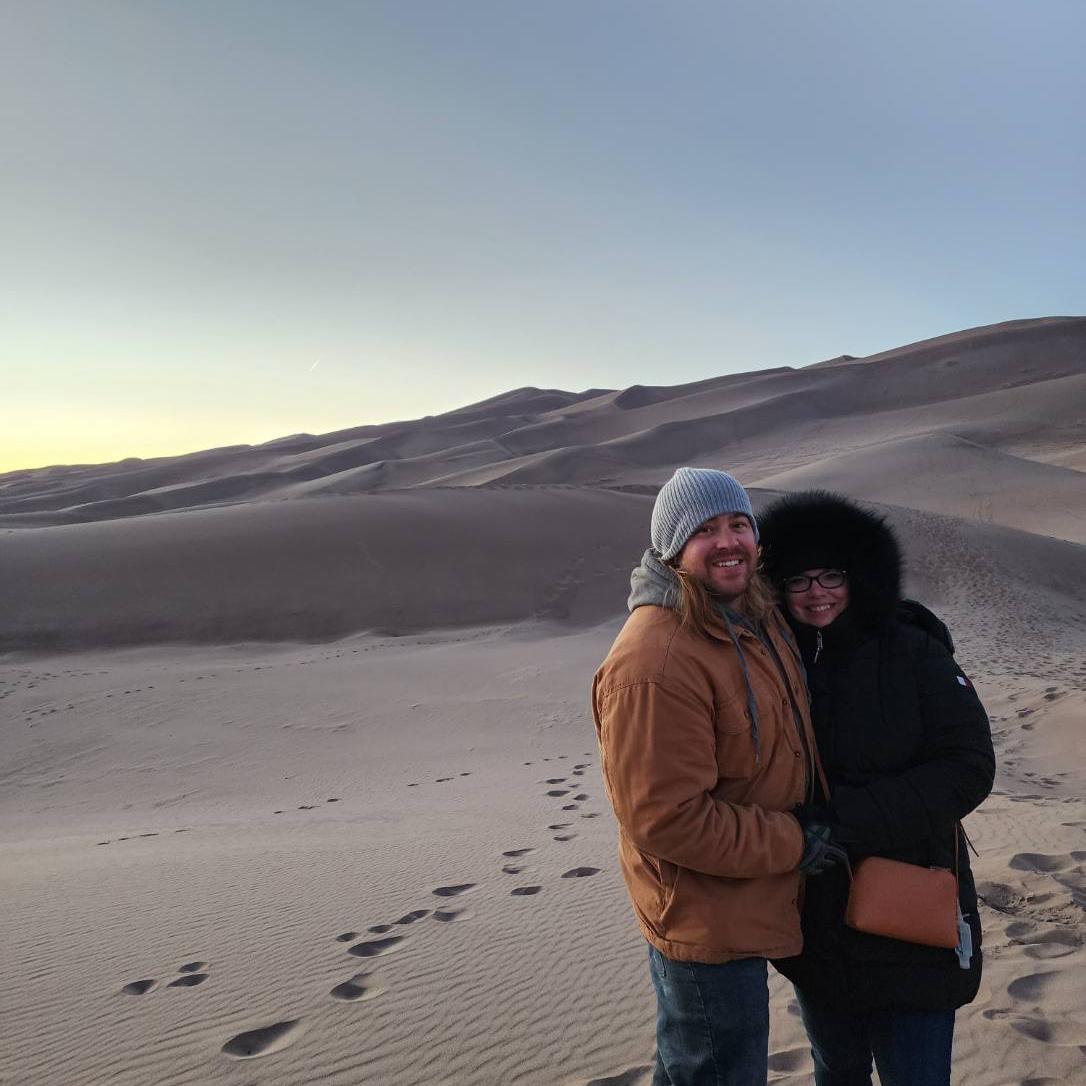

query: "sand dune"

left=5, top=477, right=1084, bottom=655
left=755, top=432, right=1086, bottom=544
left=2, top=316, right=1085, bottom=1086
left=0, top=488, right=653, bottom=651
left=2, top=317, right=1083, bottom=529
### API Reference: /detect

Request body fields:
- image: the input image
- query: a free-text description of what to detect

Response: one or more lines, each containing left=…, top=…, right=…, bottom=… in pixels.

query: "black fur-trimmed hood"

left=758, top=491, right=903, bottom=633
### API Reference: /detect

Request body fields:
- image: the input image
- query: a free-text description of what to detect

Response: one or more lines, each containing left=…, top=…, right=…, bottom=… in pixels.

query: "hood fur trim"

left=758, top=491, right=903, bottom=632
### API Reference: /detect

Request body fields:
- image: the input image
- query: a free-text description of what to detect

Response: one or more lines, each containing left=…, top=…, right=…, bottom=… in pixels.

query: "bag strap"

left=814, top=749, right=831, bottom=805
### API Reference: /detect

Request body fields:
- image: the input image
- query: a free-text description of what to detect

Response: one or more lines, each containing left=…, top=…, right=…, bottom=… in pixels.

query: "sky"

left=2, top=1, right=1084, bottom=472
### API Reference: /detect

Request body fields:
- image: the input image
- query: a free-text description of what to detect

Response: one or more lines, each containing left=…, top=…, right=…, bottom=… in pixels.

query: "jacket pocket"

left=714, top=693, right=757, bottom=780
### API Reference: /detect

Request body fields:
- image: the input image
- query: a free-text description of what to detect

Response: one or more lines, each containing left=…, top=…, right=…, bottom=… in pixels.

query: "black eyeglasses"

left=783, top=569, right=847, bottom=593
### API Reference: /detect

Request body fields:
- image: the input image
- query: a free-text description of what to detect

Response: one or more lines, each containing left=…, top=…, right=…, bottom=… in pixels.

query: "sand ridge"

left=2, top=317, right=1083, bottom=529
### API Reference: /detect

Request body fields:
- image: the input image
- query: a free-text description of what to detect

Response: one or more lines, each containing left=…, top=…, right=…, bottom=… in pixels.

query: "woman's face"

left=784, top=567, right=850, bottom=628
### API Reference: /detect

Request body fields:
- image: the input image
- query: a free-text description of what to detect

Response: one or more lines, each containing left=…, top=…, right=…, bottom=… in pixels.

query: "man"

left=592, top=467, right=842, bottom=1086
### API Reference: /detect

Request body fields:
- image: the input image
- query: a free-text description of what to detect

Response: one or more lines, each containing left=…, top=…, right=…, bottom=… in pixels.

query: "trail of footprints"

left=497, top=753, right=604, bottom=895
left=119, top=750, right=606, bottom=1062
left=977, top=847, right=1086, bottom=1053
left=121, top=960, right=211, bottom=996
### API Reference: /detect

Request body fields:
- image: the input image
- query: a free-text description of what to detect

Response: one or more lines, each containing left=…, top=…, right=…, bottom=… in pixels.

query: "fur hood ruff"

left=758, top=491, right=903, bottom=634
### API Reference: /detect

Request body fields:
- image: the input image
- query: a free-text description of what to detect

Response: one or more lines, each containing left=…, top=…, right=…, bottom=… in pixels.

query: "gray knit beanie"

left=651, top=467, right=758, bottom=560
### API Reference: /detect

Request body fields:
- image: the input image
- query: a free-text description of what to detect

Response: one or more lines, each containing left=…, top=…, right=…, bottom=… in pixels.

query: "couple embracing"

left=592, top=468, right=994, bottom=1086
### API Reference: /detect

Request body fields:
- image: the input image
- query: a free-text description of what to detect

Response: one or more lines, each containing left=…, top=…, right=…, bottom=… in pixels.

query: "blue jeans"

left=648, top=945, right=769, bottom=1086
left=797, top=990, right=955, bottom=1086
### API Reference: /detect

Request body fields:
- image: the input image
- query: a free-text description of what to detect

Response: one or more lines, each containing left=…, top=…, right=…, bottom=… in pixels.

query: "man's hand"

left=797, top=823, right=849, bottom=875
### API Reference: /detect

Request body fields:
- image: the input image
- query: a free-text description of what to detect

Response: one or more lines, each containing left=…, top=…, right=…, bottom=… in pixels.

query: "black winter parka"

left=760, top=493, right=996, bottom=1012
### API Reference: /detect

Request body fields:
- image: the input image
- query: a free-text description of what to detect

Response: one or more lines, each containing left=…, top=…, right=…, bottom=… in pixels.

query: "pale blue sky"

left=3, top=1, right=1084, bottom=470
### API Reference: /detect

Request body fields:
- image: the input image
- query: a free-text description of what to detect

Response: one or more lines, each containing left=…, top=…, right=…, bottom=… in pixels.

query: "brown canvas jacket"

left=593, top=601, right=815, bottom=963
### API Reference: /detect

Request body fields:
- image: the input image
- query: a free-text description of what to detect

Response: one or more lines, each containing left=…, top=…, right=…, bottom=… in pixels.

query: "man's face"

left=676, top=512, right=758, bottom=602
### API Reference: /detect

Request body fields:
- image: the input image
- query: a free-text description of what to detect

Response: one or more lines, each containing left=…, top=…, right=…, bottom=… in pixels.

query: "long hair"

left=669, top=559, right=779, bottom=637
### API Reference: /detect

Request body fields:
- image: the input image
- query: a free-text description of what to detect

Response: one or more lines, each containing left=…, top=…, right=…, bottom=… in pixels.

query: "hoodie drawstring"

left=718, top=608, right=761, bottom=764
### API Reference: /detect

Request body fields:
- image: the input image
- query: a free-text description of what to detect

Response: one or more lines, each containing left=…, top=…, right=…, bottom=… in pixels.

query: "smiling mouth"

left=711, top=558, right=743, bottom=568
left=808, top=603, right=834, bottom=612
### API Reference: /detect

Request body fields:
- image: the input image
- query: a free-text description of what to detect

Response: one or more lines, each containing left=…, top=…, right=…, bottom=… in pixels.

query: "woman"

left=758, top=491, right=995, bottom=1086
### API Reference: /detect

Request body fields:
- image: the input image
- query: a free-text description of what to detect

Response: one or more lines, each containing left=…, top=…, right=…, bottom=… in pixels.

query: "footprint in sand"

left=395, top=910, right=430, bottom=925
left=432, top=883, right=476, bottom=897
left=121, top=979, right=157, bottom=995
left=502, top=848, right=534, bottom=858
left=547, top=790, right=570, bottom=797
left=368, top=923, right=394, bottom=933
left=573, top=793, right=590, bottom=801
left=1008, top=1017, right=1086, bottom=1046
left=179, top=961, right=209, bottom=972
left=986, top=967, right=1086, bottom=1047
left=562, top=867, right=601, bottom=878
left=432, top=908, right=472, bottom=922
left=562, top=804, right=580, bottom=811
left=511, top=886, right=542, bottom=896
left=1009, top=852, right=1075, bottom=874
left=502, top=864, right=525, bottom=874
left=548, top=823, right=572, bottom=830
left=168, top=973, right=209, bottom=987
left=1006, top=970, right=1081, bottom=1003
left=330, top=972, right=384, bottom=1002
left=348, top=936, right=406, bottom=958
left=1006, top=920, right=1081, bottom=959
left=581, top=812, right=601, bottom=819
left=222, top=1019, right=303, bottom=1059
left=335, top=932, right=359, bottom=942
left=544, top=778, right=567, bottom=784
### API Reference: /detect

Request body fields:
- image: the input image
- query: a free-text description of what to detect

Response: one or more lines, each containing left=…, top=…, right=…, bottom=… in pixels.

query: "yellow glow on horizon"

left=0, top=411, right=364, bottom=475
left=0, top=389, right=479, bottom=475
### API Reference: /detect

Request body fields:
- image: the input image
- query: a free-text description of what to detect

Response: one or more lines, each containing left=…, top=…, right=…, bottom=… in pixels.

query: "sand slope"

left=754, top=432, right=1086, bottom=543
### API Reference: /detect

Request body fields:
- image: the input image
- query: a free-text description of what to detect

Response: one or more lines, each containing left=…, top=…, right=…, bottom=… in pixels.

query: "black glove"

left=797, top=823, right=849, bottom=875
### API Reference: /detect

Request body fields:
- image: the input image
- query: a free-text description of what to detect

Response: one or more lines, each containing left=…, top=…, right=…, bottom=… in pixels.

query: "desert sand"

left=2, top=317, right=1085, bottom=1085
